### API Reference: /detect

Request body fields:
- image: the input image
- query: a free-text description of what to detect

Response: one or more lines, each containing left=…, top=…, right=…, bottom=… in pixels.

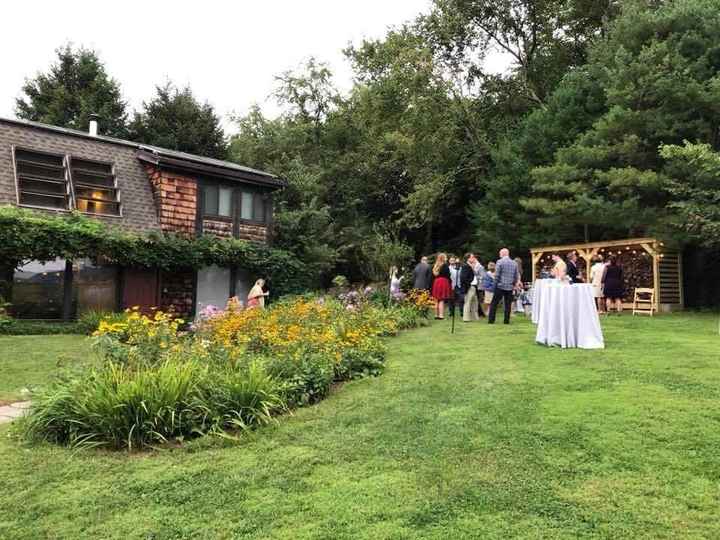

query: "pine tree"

left=129, top=83, right=227, bottom=159
left=16, top=45, right=128, bottom=137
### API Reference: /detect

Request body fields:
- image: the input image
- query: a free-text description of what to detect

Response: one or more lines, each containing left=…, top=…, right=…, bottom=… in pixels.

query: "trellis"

left=529, top=237, right=683, bottom=312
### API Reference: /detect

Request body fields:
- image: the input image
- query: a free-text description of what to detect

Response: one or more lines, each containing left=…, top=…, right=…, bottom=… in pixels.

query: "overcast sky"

left=1, top=0, right=440, bottom=133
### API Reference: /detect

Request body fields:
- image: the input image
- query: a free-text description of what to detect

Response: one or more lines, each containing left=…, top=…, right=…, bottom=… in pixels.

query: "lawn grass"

left=0, top=313, right=718, bottom=539
left=0, top=334, right=93, bottom=404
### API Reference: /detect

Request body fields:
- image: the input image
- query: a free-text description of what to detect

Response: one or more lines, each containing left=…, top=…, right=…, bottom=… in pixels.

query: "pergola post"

left=641, top=242, right=660, bottom=312
left=577, top=247, right=598, bottom=282
left=531, top=251, right=543, bottom=282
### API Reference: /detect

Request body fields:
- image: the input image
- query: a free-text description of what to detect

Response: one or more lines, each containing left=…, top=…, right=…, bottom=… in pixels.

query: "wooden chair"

left=633, top=288, right=655, bottom=316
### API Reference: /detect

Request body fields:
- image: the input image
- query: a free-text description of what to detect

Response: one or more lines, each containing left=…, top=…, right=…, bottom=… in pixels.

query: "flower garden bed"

left=16, top=289, right=433, bottom=450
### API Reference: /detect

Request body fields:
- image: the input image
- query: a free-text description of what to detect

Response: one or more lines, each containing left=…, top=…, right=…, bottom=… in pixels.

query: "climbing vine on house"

left=0, top=206, right=313, bottom=299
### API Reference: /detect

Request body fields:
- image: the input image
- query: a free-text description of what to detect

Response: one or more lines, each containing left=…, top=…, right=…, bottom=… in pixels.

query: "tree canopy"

left=16, top=45, right=128, bottom=137
left=129, top=83, right=228, bottom=159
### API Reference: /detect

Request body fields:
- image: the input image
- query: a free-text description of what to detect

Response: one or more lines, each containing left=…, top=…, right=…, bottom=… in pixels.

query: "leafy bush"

left=91, top=307, right=185, bottom=366
left=77, top=310, right=127, bottom=334
left=264, top=351, right=336, bottom=407
left=0, top=320, right=85, bottom=335
left=202, top=361, right=286, bottom=430
left=0, top=297, right=12, bottom=328
left=356, top=226, right=414, bottom=282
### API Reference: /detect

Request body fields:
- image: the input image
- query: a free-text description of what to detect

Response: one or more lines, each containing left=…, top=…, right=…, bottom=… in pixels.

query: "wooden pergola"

left=529, top=237, right=683, bottom=312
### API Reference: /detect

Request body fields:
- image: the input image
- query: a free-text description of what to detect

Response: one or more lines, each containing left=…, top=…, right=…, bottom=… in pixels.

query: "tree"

left=522, top=0, right=720, bottom=243
left=421, top=0, right=619, bottom=107
left=129, top=83, right=227, bottom=159
left=273, top=58, right=340, bottom=148
left=661, top=142, right=720, bottom=247
left=16, top=44, right=128, bottom=137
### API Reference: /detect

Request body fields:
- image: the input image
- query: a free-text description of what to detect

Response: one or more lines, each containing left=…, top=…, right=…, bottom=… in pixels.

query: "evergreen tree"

left=661, top=142, right=720, bottom=247
left=129, top=83, right=227, bottom=159
left=522, top=0, right=720, bottom=243
left=16, top=45, right=128, bottom=137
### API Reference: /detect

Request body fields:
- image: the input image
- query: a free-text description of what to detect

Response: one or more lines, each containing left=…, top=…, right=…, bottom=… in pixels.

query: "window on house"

left=196, top=265, right=232, bottom=313
left=253, top=193, right=265, bottom=223
left=70, top=158, right=121, bottom=216
left=240, top=191, right=266, bottom=222
left=203, top=185, right=233, bottom=217
left=13, top=148, right=70, bottom=210
left=12, top=258, right=67, bottom=319
left=240, top=191, right=253, bottom=220
left=74, top=258, right=119, bottom=315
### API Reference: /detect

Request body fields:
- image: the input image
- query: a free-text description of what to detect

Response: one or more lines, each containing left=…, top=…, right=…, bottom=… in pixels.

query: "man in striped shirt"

left=488, top=248, right=521, bottom=324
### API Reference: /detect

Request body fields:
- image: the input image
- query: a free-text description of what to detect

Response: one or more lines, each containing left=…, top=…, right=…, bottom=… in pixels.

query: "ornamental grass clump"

left=20, top=359, right=206, bottom=450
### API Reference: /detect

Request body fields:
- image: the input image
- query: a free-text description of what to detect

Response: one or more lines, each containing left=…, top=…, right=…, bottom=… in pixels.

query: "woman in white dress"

left=247, top=279, right=269, bottom=309
left=389, top=266, right=402, bottom=297
left=551, top=254, right=568, bottom=282
left=589, top=255, right=606, bottom=313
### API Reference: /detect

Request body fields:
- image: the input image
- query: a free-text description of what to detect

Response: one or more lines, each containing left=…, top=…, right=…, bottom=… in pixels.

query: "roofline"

left=0, top=116, right=285, bottom=188
left=136, top=150, right=284, bottom=188
left=530, top=237, right=662, bottom=253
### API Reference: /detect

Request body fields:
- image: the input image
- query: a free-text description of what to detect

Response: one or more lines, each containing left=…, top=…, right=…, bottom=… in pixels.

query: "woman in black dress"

left=601, top=256, right=624, bottom=313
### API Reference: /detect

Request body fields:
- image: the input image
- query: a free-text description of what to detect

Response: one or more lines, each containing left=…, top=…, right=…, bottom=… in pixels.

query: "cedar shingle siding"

left=0, top=119, right=160, bottom=232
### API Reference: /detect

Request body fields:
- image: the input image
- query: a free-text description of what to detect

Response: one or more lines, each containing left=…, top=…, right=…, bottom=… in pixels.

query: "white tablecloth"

left=534, top=282, right=604, bottom=349
left=531, top=279, right=560, bottom=324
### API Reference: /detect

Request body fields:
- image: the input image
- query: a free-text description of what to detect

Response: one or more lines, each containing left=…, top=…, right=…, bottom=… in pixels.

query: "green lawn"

left=0, top=334, right=92, bottom=404
left=1, top=314, right=719, bottom=539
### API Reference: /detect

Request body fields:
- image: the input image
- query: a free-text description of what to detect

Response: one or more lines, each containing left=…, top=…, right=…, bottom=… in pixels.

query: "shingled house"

left=0, top=117, right=283, bottom=319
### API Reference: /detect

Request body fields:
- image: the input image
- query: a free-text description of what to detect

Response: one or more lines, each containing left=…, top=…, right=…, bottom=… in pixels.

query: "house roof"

left=0, top=116, right=285, bottom=189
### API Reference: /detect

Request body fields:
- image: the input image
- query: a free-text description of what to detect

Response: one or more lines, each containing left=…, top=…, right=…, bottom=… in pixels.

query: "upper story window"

left=12, top=147, right=121, bottom=216
left=241, top=191, right=266, bottom=223
left=70, top=158, right=121, bottom=216
left=13, top=148, right=70, bottom=210
left=203, top=184, right=233, bottom=218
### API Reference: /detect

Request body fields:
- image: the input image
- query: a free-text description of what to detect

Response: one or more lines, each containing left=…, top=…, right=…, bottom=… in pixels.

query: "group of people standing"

left=412, top=248, right=523, bottom=325
left=547, top=251, right=625, bottom=314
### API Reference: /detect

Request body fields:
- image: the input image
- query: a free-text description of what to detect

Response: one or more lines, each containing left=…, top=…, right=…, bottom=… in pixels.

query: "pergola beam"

left=529, top=237, right=657, bottom=255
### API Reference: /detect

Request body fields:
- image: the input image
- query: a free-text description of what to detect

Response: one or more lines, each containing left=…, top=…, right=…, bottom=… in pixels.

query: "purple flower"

left=198, top=304, right=223, bottom=321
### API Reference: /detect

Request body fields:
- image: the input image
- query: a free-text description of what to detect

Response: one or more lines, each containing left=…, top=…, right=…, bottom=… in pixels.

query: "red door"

left=122, top=268, right=159, bottom=312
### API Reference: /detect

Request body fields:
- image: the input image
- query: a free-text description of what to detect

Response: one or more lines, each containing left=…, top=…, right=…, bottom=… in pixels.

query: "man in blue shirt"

left=488, top=248, right=521, bottom=324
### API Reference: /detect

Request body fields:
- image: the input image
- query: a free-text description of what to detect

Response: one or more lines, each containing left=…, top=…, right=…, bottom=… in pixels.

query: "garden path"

left=0, top=401, right=30, bottom=424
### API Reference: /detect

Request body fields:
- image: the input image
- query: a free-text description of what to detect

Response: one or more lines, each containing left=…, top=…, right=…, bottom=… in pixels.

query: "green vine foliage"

left=0, top=206, right=313, bottom=297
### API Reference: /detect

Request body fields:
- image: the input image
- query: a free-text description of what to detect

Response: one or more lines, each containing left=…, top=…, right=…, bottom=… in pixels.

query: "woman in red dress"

left=431, top=253, right=452, bottom=319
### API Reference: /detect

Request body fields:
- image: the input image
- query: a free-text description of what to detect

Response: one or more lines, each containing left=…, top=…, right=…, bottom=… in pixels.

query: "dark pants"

left=477, top=289, right=485, bottom=317
left=450, top=287, right=464, bottom=316
left=488, top=288, right=513, bottom=324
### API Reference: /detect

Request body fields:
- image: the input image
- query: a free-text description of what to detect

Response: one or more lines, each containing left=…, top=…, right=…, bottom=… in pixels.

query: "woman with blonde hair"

left=590, top=254, right=606, bottom=313
left=247, top=279, right=269, bottom=309
left=431, top=253, right=452, bottom=319
left=551, top=254, right=568, bottom=281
